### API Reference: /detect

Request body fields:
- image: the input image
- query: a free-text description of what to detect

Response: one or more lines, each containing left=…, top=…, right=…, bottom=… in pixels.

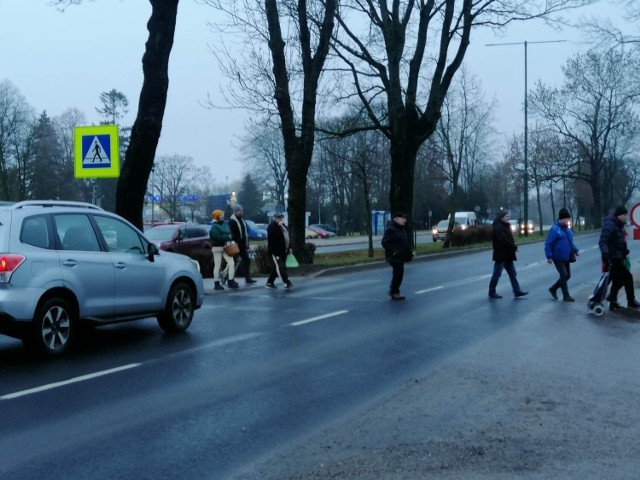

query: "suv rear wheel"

left=25, top=297, right=74, bottom=356
left=157, top=282, right=195, bottom=333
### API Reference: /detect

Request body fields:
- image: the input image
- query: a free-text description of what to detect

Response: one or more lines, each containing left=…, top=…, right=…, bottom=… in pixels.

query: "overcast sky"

left=0, top=0, right=628, bottom=184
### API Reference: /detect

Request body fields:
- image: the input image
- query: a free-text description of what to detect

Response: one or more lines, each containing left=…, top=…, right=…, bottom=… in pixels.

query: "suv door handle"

left=62, top=259, right=79, bottom=266
left=114, top=262, right=127, bottom=269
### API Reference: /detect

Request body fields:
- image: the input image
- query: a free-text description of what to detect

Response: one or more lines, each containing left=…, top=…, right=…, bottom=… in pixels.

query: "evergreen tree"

left=238, top=174, right=263, bottom=221
left=29, top=111, right=64, bottom=199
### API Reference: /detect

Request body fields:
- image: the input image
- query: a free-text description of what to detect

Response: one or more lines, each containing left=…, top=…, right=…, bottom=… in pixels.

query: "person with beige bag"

left=209, top=210, right=239, bottom=290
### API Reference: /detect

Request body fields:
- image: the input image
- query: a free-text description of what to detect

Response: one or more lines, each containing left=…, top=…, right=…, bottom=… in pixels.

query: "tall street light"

left=486, top=39, right=566, bottom=236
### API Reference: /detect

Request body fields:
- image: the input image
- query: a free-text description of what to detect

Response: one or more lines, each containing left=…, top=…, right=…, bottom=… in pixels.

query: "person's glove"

left=601, top=252, right=609, bottom=264
left=625, top=248, right=630, bottom=256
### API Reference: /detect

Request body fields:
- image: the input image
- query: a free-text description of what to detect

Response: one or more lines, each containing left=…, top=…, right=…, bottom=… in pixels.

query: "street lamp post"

left=486, top=39, right=566, bottom=236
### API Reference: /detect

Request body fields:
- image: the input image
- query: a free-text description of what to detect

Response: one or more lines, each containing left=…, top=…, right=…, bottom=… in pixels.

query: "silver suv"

left=0, top=201, right=204, bottom=356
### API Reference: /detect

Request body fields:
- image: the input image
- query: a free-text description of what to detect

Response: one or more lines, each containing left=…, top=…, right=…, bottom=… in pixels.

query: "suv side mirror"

left=147, top=242, right=159, bottom=262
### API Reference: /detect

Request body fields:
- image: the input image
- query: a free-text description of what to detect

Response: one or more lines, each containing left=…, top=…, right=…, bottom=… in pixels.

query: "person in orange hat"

left=209, top=210, right=238, bottom=290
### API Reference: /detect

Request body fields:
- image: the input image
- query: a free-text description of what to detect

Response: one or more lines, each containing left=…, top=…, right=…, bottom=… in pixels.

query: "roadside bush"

left=298, top=242, right=317, bottom=264
left=253, top=242, right=317, bottom=274
left=450, top=225, right=492, bottom=246
left=253, top=244, right=270, bottom=274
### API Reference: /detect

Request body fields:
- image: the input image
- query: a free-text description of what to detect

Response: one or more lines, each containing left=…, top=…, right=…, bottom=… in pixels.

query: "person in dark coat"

left=488, top=211, right=528, bottom=299
left=229, top=204, right=257, bottom=285
left=381, top=212, right=413, bottom=301
left=599, top=205, right=640, bottom=310
left=265, top=212, right=293, bottom=289
left=544, top=208, right=580, bottom=302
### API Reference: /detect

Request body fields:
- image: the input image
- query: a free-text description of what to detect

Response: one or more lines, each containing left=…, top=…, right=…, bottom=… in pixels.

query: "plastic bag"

left=285, top=253, right=299, bottom=268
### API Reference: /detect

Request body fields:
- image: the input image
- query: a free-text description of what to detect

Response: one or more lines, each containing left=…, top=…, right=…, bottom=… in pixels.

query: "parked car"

left=305, top=227, right=319, bottom=239
left=432, top=219, right=460, bottom=242
left=309, top=224, right=337, bottom=236
left=145, top=223, right=212, bottom=268
left=308, top=225, right=331, bottom=238
left=520, top=220, right=535, bottom=235
left=508, top=219, right=518, bottom=233
left=244, top=219, right=267, bottom=240
left=0, top=200, right=204, bottom=356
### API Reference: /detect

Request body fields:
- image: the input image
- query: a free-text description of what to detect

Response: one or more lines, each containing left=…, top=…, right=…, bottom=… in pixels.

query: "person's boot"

left=391, top=293, right=406, bottom=301
left=548, top=287, right=558, bottom=300
left=245, top=277, right=257, bottom=284
left=214, top=281, right=224, bottom=291
left=628, top=299, right=640, bottom=308
left=228, top=279, right=240, bottom=289
left=610, top=300, right=621, bottom=311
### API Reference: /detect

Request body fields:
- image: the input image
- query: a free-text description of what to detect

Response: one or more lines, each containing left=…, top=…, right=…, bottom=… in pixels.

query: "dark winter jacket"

left=209, top=221, right=232, bottom=247
left=599, top=214, right=628, bottom=261
left=229, top=214, right=249, bottom=251
left=267, top=221, right=289, bottom=258
left=492, top=218, right=518, bottom=262
left=545, top=221, right=579, bottom=262
left=381, top=220, right=412, bottom=264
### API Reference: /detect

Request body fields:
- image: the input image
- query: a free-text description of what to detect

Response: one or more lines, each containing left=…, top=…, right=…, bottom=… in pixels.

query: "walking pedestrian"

left=488, top=211, right=528, bottom=299
left=229, top=204, right=257, bottom=285
left=599, top=205, right=640, bottom=310
left=265, top=212, right=293, bottom=289
left=209, top=210, right=239, bottom=290
left=381, top=212, right=413, bottom=301
left=545, top=208, right=580, bottom=302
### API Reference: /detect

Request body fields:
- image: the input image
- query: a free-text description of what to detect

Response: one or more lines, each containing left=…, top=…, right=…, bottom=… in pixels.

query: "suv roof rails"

left=11, top=200, right=103, bottom=210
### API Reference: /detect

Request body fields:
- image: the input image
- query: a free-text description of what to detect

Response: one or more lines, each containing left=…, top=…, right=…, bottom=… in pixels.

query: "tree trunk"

left=115, top=0, right=179, bottom=229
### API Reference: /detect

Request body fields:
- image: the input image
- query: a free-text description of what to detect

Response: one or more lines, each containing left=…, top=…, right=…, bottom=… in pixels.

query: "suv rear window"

left=21, top=215, right=51, bottom=249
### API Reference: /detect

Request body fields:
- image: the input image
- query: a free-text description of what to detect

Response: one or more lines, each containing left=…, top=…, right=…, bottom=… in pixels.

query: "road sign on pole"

left=74, top=125, right=120, bottom=178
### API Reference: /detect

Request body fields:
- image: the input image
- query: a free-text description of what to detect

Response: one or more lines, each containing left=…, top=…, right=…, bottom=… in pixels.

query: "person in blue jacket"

left=545, top=208, right=580, bottom=302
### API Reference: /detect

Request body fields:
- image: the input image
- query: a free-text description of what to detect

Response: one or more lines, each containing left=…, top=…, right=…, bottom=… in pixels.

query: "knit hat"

left=233, top=204, right=243, bottom=213
left=273, top=212, right=285, bottom=218
left=614, top=205, right=628, bottom=217
left=211, top=209, right=224, bottom=220
left=496, top=210, right=510, bottom=220
left=558, top=208, right=571, bottom=220
left=392, top=212, right=407, bottom=219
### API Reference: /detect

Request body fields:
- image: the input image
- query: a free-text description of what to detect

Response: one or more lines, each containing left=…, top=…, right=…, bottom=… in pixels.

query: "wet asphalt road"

left=1, top=232, right=638, bottom=479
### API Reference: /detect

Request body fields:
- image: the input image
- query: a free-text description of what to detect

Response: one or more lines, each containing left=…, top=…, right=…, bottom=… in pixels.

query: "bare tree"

left=578, top=0, right=640, bottom=47
left=52, top=108, right=89, bottom=202
left=529, top=48, right=640, bottom=224
left=329, top=0, right=595, bottom=227
left=239, top=122, right=288, bottom=208
left=432, top=69, right=494, bottom=247
left=206, top=0, right=337, bottom=262
left=152, top=154, right=200, bottom=221
left=52, top=0, right=180, bottom=228
left=0, top=80, right=34, bottom=200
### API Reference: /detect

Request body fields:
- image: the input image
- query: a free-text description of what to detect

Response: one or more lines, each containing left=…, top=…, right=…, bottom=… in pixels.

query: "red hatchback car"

left=145, top=224, right=211, bottom=268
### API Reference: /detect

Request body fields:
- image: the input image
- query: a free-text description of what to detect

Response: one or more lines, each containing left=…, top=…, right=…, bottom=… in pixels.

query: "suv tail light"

left=0, top=254, right=25, bottom=283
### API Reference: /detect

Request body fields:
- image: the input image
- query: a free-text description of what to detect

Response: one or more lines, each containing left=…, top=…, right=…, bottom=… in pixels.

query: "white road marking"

left=1, top=363, right=141, bottom=400
left=290, top=310, right=348, bottom=326
left=415, top=286, right=444, bottom=294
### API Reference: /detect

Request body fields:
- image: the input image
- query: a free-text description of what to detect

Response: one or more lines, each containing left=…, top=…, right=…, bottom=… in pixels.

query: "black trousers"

left=551, top=260, right=571, bottom=298
left=236, top=248, right=252, bottom=279
left=609, top=259, right=635, bottom=302
left=388, top=260, right=404, bottom=295
left=267, top=254, right=290, bottom=285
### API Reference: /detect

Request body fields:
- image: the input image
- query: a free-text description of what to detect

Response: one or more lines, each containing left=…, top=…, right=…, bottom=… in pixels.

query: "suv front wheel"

left=157, top=282, right=195, bottom=333
left=25, top=297, right=74, bottom=356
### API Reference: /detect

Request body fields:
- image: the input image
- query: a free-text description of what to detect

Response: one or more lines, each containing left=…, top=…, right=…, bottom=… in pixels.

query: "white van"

left=447, top=211, right=477, bottom=229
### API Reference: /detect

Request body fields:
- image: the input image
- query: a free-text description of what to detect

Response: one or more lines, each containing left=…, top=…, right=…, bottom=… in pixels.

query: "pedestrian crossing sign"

left=74, top=125, right=120, bottom=178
